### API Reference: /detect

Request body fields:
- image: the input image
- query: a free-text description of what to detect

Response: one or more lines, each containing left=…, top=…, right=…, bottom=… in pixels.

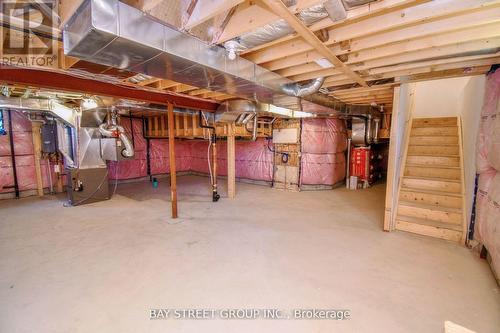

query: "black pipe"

left=143, top=116, right=152, bottom=181
left=7, top=110, right=20, bottom=198
left=198, top=111, right=219, bottom=202
left=129, top=112, right=135, bottom=148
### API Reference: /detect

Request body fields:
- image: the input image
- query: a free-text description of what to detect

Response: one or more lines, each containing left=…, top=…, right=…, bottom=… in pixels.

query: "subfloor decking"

left=0, top=176, right=498, bottom=333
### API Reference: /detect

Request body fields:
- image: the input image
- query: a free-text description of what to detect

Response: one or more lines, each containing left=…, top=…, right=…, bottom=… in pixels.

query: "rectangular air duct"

left=63, top=0, right=370, bottom=115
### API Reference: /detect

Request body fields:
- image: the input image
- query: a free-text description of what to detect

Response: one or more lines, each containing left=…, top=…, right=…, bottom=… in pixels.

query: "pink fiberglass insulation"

left=300, top=118, right=347, bottom=185
left=475, top=169, right=497, bottom=243
left=301, top=152, right=346, bottom=186
left=109, top=122, right=272, bottom=182
left=475, top=172, right=500, bottom=276
left=477, top=68, right=500, bottom=173
left=235, top=139, right=273, bottom=181
left=0, top=111, right=59, bottom=192
left=475, top=68, right=500, bottom=276
left=301, top=118, right=347, bottom=154
left=190, top=139, right=273, bottom=181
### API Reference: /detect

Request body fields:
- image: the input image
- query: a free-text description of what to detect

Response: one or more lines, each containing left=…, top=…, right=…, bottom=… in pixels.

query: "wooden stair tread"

left=400, top=187, right=462, bottom=198
left=409, top=143, right=459, bottom=147
left=403, top=176, right=461, bottom=183
left=396, top=215, right=463, bottom=232
left=405, top=164, right=460, bottom=169
left=398, top=200, right=463, bottom=214
left=412, top=117, right=458, bottom=127
left=410, top=134, right=458, bottom=137
left=406, top=154, right=459, bottom=157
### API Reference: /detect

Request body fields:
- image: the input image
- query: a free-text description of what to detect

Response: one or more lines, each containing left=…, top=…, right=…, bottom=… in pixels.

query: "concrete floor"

left=0, top=175, right=498, bottom=333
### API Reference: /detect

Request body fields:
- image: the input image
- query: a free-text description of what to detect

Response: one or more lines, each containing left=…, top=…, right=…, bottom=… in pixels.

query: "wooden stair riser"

left=409, top=136, right=459, bottom=145
left=406, top=155, right=460, bottom=167
left=397, top=204, right=462, bottom=224
left=408, top=145, right=459, bottom=155
left=404, top=166, right=461, bottom=180
left=402, top=178, right=461, bottom=193
left=399, top=190, right=462, bottom=209
left=411, top=127, right=458, bottom=136
left=412, top=117, right=458, bottom=127
left=396, top=220, right=462, bottom=242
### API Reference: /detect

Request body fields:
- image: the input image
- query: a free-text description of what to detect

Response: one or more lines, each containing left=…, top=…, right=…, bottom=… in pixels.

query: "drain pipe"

left=199, top=111, right=220, bottom=202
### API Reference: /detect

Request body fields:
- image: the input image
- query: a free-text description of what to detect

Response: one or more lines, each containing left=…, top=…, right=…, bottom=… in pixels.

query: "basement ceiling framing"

left=4, top=0, right=500, bottom=109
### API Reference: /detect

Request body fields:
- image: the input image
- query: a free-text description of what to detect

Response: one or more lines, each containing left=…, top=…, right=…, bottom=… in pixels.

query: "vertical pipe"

left=31, top=121, right=44, bottom=197
left=167, top=103, right=178, bottom=219
left=7, top=110, right=20, bottom=198
left=129, top=112, right=135, bottom=148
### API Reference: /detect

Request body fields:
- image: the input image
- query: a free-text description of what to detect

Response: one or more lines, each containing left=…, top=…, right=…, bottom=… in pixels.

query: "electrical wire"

left=266, top=137, right=289, bottom=164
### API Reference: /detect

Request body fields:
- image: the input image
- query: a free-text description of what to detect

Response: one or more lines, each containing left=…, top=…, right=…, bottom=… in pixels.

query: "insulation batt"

left=476, top=69, right=500, bottom=173
left=300, top=118, right=347, bottom=185
left=474, top=67, right=500, bottom=278
left=0, top=111, right=58, bottom=192
left=108, top=121, right=274, bottom=182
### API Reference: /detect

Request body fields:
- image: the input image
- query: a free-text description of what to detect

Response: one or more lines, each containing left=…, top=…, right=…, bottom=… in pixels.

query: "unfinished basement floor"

left=0, top=176, right=498, bottom=333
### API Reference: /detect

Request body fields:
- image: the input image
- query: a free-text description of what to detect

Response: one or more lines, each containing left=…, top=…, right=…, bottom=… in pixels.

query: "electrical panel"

left=41, top=122, right=57, bottom=153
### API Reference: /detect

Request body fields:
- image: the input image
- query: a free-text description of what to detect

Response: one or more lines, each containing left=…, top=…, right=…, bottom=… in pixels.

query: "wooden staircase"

left=395, top=117, right=466, bottom=243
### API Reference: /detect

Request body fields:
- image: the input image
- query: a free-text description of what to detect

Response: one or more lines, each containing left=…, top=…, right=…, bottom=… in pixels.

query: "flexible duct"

left=224, top=4, right=329, bottom=52
left=98, top=123, right=135, bottom=158
left=281, top=77, right=325, bottom=97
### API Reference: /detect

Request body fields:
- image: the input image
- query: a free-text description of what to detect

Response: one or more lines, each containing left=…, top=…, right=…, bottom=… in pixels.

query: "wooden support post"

left=56, top=159, right=64, bottom=193
left=31, top=122, right=44, bottom=197
left=227, top=123, right=236, bottom=199
left=167, top=103, right=178, bottom=218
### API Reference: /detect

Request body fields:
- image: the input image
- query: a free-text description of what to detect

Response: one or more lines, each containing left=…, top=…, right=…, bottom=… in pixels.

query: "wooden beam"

left=259, top=0, right=368, bottom=87
left=227, top=123, right=236, bottom=199
left=31, top=121, right=44, bottom=197
left=184, top=0, right=245, bottom=30
left=167, top=103, right=178, bottom=219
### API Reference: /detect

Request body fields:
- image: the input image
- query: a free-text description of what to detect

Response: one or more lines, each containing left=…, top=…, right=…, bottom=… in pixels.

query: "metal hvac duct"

left=0, top=97, right=76, bottom=126
left=63, top=0, right=371, bottom=115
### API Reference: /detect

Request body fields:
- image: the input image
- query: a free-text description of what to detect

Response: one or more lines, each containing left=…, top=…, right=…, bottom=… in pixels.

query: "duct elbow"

left=281, top=77, right=325, bottom=97
left=99, top=123, right=135, bottom=158
left=119, top=131, right=135, bottom=158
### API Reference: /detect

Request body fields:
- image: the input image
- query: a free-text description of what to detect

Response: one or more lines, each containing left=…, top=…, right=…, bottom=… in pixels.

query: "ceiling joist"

left=259, top=0, right=368, bottom=87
